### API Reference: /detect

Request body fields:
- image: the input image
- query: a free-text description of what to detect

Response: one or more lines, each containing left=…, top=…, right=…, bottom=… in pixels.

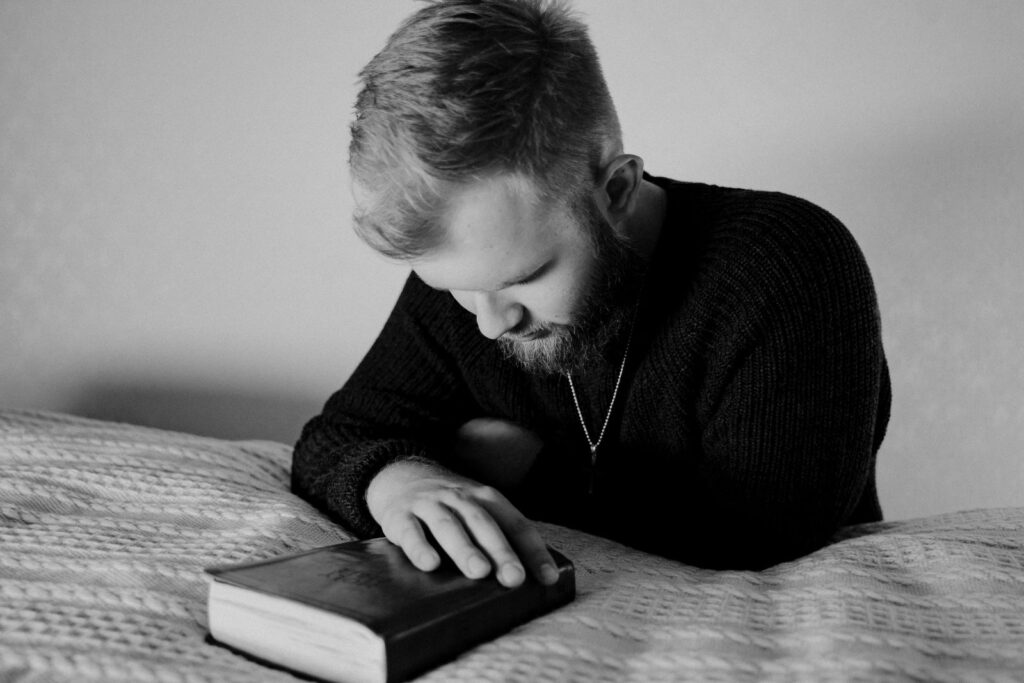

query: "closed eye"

left=500, top=261, right=551, bottom=290
left=415, top=259, right=552, bottom=294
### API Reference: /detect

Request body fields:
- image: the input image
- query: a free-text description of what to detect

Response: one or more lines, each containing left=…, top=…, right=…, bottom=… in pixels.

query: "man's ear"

left=594, top=154, right=645, bottom=227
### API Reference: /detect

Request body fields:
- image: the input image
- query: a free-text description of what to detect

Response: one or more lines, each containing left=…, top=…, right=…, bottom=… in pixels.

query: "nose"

left=471, top=291, right=524, bottom=340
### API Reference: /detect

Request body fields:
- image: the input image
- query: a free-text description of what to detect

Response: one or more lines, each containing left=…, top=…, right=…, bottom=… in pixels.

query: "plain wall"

left=2, top=1, right=1022, bottom=520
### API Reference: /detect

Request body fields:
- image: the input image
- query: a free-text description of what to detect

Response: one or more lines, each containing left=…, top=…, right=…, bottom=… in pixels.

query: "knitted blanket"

left=2, top=409, right=1022, bottom=682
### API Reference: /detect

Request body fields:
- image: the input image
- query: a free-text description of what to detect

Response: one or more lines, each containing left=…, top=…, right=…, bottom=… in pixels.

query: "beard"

left=497, top=198, right=648, bottom=376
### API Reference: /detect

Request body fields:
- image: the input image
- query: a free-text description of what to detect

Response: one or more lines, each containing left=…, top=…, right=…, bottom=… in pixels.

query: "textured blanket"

left=1, top=409, right=1022, bottom=682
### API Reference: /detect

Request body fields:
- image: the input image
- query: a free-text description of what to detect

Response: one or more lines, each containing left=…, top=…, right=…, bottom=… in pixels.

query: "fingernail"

left=499, top=563, right=524, bottom=587
left=467, top=554, right=490, bottom=578
left=417, top=550, right=439, bottom=570
left=540, top=563, right=559, bottom=585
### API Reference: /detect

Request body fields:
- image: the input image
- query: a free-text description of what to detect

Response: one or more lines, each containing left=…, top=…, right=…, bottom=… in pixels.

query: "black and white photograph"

left=2, top=2, right=1023, bottom=681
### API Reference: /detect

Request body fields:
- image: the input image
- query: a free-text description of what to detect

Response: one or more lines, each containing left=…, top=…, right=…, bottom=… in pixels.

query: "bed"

left=2, top=409, right=1022, bottom=682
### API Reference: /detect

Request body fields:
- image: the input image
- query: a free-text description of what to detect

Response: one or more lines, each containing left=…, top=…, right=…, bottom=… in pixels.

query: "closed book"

left=205, top=537, right=575, bottom=683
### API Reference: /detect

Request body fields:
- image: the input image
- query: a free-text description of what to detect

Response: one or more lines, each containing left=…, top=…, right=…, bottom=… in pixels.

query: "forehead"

left=412, top=173, right=574, bottom=291
left=445, top=173, right=554, bottom=246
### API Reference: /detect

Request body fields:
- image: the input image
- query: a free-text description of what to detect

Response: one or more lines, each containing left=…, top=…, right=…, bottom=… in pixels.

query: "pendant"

left=588, top=445, right=598, bottom=496
left=567, top=314, right=636, bottom=502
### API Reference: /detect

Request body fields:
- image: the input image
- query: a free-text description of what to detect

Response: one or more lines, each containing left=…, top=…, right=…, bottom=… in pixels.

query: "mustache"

left=505, top=319, right=580, bottom=344
left=501, top=322, right=564, bottom=343
left=501, top=330, right=548, bottom=344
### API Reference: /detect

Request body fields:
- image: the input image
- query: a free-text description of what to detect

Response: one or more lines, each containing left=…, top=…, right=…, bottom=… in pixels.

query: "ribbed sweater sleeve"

left=291, top=274, right=478, bottom=537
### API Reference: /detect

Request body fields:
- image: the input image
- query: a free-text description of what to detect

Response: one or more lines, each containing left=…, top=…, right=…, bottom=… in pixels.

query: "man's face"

left=412, top=173, right=645, bottom=375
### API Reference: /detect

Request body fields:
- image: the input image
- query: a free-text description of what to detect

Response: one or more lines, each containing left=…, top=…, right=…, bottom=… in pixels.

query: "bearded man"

left=292, top=0, right=891, bottom=587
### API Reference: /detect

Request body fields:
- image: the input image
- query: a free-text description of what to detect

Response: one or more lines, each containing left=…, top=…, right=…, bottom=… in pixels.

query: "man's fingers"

left=381, top=513, right=439, bottom=572
left=371, top=463, right=556, bottom=587
left=475, top=487, right=559, bottom=585
left=415, top=500, right=494, bottom=580
left=440, top=487, right=526, bottom=587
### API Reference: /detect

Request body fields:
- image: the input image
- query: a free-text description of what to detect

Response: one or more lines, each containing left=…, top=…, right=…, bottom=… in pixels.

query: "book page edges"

left=208, top=579, right=386, bottom=683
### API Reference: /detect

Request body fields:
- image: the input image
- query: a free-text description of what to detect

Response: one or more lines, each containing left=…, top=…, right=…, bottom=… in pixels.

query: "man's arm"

left=624, top=192, right=890, bottom=569
left=693, top=194, right=889, bottom=566
left=292, top=274, right=556, bottom=586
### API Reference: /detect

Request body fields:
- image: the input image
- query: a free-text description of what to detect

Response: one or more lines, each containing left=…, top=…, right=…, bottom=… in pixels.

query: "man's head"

left=412, top=168, right=648, bottom=375
left=349, top=0, right=621, bottom=257
left=350, top=0, right=651, bottom=375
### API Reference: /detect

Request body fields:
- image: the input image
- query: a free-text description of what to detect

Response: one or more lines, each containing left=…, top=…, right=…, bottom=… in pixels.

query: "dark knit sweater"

left=293, top=175, right=891, bottom=569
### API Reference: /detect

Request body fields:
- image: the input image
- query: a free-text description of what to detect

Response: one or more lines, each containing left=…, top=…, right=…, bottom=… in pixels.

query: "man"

left=293, top=0, right=890, bottom=588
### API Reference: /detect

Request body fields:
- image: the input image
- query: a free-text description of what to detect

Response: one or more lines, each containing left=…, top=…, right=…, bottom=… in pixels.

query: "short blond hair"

left=349, top=0, right=621, bottom=259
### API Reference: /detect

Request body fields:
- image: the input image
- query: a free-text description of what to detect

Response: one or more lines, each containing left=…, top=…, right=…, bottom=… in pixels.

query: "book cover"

left=205, top=537, right=575, bottom=683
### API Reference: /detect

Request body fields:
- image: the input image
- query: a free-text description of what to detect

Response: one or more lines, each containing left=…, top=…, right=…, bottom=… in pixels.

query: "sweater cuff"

left=329, top=441, right=431, bottom=538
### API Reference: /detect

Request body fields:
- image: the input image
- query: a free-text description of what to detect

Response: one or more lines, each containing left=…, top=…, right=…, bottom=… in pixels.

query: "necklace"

left=566, top=319, right=635, bottom=488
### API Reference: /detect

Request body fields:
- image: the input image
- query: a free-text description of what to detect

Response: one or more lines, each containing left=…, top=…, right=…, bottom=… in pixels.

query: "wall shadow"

left=70, top=380, right=325, bottom=445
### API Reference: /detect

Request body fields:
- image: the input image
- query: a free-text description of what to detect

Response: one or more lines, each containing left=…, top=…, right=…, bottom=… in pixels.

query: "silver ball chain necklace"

left=566, top=313, right=637, bottom=495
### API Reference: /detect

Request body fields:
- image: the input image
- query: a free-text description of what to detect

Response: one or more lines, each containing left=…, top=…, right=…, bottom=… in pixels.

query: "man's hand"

left=366, top=458, right=558, bottom=588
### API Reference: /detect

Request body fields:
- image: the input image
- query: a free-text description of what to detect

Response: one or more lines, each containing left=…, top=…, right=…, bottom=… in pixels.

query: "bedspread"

left=1, top=409, right=1022, bottom=682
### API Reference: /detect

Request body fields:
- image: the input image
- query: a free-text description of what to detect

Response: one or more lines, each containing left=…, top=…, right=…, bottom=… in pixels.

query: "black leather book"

left=205, top=537, right=576, bottom=683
